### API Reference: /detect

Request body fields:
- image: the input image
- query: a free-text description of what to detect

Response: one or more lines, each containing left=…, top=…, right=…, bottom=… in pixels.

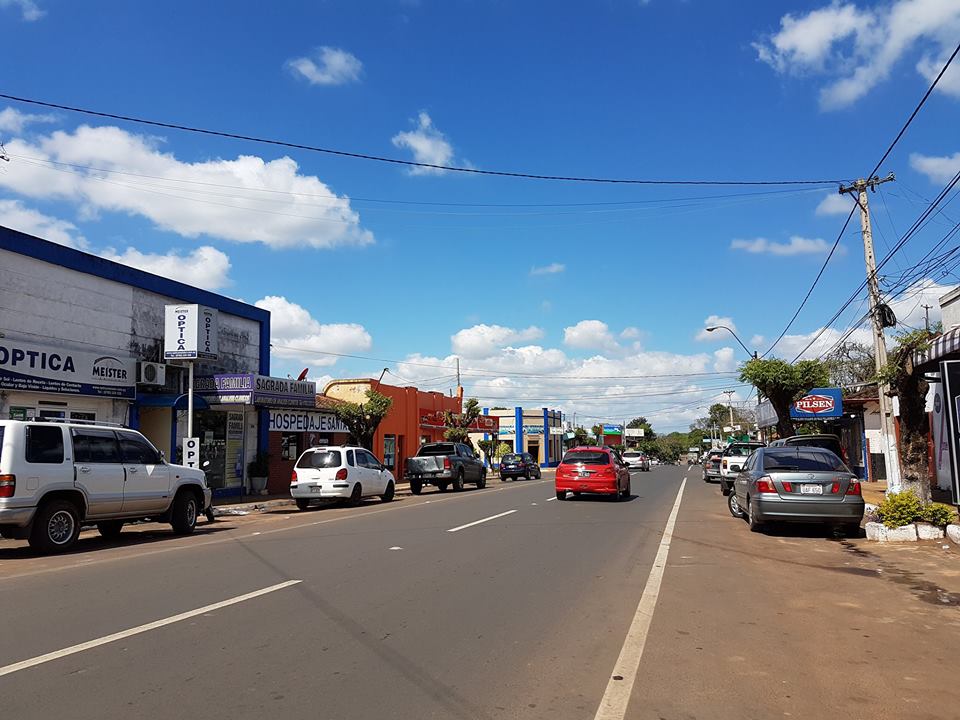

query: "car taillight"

left=756, top=476, right=776, bottom=493
left=781, top=481, right=793, bottom=492
left=722, top=459, right=728, bottom=469
left=290, top=470, right=298, bottom=485
left=443, top=457, right=451, bottom=470
left=0, top=474, right=15, bottom=498
left=336, top=468, right=348, bottom=481
left=846, top=480, right=861, bottom=496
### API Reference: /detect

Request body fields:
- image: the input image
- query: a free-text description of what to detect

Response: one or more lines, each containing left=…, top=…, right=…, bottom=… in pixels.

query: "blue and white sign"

left=0, top=337, right=136, bottom=399
left=790, top=387, right=843, bottom=419
left=269, top=410, right=348, bottom=434
left=164, top=304, right=219, bottom=360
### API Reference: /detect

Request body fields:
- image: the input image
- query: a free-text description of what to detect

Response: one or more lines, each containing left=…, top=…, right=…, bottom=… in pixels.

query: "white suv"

left=290, top=445, right=396, bottom=510
left=0, top=419, right=211, bottom=553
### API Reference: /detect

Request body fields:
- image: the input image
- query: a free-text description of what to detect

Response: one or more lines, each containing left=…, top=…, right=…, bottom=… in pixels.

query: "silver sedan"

left=727, top=446, right=864, bottom=535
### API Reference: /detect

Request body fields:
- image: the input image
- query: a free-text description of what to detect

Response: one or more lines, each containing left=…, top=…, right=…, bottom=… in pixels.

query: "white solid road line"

left=0, top=580, right=302, bottom=678
left=447, top=509, right=517, bottom=533
left=546, top=496, right=557, bottom=502
left=593, top=478, right=687, bottom=720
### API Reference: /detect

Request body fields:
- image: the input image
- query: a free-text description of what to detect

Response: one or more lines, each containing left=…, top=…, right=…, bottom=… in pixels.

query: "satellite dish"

left=296, top=368, right=309, bottom=381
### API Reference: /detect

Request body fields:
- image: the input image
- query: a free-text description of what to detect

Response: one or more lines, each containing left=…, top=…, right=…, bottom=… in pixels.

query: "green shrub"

left=922, top=502, right=957, bottom=527
left=875, top=490, right=924, bottom=529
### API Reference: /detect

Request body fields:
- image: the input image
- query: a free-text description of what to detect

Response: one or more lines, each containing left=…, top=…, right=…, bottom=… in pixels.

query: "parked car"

left=0, top=419, right=211, bottom=553
left=554, top=446, right=631, bottom=501
left=291, top=445, right=395, bottom=509
left=719, top=442, right=766, bottom=495
left=768, top=434, right=848, bottom=465
left=499, top=452, right=541, bottom=481
left=622, top=451, right=650, bottom=471
left=405, top=442, right=486, bottom=494
left=702, top=449, right=724, bottom=482
left=727, top=445, right=864, bottom=534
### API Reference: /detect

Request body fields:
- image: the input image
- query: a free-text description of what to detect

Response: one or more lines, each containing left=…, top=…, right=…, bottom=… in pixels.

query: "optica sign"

left=790, top=387, right=843, bottom=419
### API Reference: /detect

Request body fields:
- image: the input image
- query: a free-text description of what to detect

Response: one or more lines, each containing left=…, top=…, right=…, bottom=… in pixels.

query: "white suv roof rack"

left=31, top=418, right=128, bottom=428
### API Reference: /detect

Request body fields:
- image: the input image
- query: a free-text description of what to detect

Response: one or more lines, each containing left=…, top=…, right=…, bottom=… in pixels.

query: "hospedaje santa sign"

left=789, top=387, right=843, bottom=420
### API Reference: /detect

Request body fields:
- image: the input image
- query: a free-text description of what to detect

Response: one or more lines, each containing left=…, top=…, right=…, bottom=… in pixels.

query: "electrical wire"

left=0, top=92, right=843, bottom=186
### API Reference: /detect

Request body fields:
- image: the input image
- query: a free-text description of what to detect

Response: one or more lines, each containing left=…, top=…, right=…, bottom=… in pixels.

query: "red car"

left=555, top=446, right=631, bottom=501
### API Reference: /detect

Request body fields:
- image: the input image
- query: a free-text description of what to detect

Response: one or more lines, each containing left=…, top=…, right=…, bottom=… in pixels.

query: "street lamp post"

left=706, top=325, right=762, bottom=440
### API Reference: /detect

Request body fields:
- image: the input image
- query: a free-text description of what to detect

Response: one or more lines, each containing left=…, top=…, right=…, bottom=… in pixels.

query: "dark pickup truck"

left=405, top=442, right=487, bottom=494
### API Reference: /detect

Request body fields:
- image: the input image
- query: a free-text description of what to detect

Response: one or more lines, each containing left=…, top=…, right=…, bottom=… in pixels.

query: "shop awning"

left=914, top=326, right=960, bottom=369
left=136, top=393, right=210, bottom=410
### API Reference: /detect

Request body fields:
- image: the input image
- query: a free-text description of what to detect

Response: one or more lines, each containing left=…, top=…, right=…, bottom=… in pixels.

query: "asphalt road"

left=1, top=465, right=958, bottom=719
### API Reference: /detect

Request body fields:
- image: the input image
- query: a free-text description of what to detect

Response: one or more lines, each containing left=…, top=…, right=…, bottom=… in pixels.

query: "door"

left=71, top=428, right=126, bottom=517
left=459, top=444, right=480, bottom=481
left=117, top=431, right=171, bottom=514
left=357, top=449, right=386, bottom=494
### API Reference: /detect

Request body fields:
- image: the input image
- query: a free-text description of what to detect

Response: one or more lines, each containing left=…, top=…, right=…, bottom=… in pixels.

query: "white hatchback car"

left=290, top=445, right=396, bottom=510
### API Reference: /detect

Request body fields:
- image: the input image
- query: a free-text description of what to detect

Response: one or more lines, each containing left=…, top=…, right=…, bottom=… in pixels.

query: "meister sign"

left=0, top=337, right=136, bottom=399
left=164, top=304, right=219, bottom=361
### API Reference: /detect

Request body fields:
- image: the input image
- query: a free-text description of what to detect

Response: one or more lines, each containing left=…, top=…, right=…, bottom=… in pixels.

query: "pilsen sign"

left=419, top=411, right=500, bottom=433
left=790, top=387, right=843, bottom=419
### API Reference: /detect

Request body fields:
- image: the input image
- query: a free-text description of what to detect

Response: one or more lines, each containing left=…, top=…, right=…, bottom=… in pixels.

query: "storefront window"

left=281, top=433, right=299, bottom=461
left=383, top=435, right=396, bottom=469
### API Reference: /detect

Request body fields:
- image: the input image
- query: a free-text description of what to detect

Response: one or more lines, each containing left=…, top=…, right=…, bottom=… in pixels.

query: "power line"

left=761, top=41, right=960, bottom=358
left=0, top=92, right=842, bottom=186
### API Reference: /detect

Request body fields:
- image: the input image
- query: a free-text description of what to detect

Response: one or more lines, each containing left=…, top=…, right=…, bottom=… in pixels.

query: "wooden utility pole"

left=922, top=304, right=933, bottom=331
left=840, top=173, right=901, bottom=489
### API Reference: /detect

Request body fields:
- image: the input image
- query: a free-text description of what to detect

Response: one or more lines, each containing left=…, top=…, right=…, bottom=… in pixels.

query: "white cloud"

left=713, top=347, right=738, bottom=373
left=749, top=334, right=766, bottom=348
left=100, top=245, right=232, bottom=291
left=530, top=262, right=565, bottom=275
left=755, top=0, right=960, bottom=109
left=0, top=199, right=86, bottom=249
left=696, top=315, right=737, bottom=342
left=620, top=327, right=641, bottom=340
left=815, top=192, right=852, bottom=216
left=731, top=235, right=840, bottom=256
left=391, top=112, right=456, bottom=175
left=451, top=324, right=544, bottom=359
left=0, top=107, right=56, bottom=134
left=286, top=47, right=363, bottom=86
left=254, top=295, right=372, bottom=367
left=0, top=0, right=45, bottom=21
left=0, top=124, right=373, bottom=249
left=563, top=320, right=620, bottom=352
left=910, top=151, right=960, bottom=184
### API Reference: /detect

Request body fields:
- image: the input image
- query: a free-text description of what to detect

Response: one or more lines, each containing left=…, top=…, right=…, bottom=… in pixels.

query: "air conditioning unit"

left=138, top=362, right=167, bottom=386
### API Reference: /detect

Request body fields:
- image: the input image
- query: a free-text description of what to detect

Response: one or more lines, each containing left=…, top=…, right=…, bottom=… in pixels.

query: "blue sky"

left=1, top=0, right=959, bottom=430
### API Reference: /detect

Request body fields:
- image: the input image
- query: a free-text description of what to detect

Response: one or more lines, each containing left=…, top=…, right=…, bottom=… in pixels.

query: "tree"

left=330, top=389, right=393, bottom=451
left=571, top=427, right=593, bottom=446
left=477, top=438, right=497, bottom=467
left=824, top=341, right=875, bottom=389
left=443, top=398, right=482, bottom=448
left=877, top=329, right=935, bottom=502
left=739, top=358, right=829, bottom=438
left=591, top=424, right=604, bottom=443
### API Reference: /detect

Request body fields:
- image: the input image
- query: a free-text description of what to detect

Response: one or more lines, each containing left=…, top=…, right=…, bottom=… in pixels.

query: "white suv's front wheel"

left=171, top=491, right=198, bottom=535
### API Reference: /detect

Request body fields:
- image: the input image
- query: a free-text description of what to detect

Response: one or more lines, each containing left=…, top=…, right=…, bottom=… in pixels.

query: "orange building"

left=323, top=379, right=462, bottom=480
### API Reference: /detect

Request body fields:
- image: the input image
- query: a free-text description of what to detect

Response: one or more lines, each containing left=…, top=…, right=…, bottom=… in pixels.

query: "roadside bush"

left=875, top=490, right=924, bottom=529
left=922, top=502, right=957, bottom=528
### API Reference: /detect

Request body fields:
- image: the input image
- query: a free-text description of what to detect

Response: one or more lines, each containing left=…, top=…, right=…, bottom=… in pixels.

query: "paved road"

left=1, top=465, right=958, bottom=719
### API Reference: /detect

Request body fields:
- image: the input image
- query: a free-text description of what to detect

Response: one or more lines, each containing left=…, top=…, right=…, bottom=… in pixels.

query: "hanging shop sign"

left=0, top=337, right=136, bottom=399
left=790, top=387, right=843, bottom=419
left=164, top=304, right=219, bottom=360
left=196, top=374, right=316, bottom=408
left=269, top=409, right=348, bottom=434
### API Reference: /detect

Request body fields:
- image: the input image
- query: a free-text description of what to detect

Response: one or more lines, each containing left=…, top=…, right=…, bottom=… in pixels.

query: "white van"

left=0, top=419, right=211, bottom=553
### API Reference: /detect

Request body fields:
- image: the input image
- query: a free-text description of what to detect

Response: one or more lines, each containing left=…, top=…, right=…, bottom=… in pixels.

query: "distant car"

left=291, top=445, right=396, bottom=509
left=702, top=449, right=724, bottom=482
left=555, top=446, right=631, bottom=501
left=622, top=451, right=650, bottom=471
left=768, top=434, right=848, bottom=465
left=727, top=445, right=864, bottom=535
left=499, top=452, right=541, bottom=481
left=650, top=458, right=660, bottom=466
left=719, top=442, right=766, bottom=496
left=404, top=442, right=486, bottom=494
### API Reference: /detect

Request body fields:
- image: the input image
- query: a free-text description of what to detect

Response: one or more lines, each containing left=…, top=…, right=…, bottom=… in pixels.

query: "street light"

left=705, top=325, right=757, bottom=360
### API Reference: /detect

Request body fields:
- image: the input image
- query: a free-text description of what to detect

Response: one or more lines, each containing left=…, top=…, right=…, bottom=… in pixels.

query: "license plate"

left=310, top=486, right=322, bottom=493
left=800, top=484, right=822, bottom=495
left=578, top=471, right=590, bottom=477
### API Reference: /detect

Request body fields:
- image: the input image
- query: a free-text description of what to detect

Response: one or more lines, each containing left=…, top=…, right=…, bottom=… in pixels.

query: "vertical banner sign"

left=164, top=305, right=219, bottom=360
left=225, top=411, right=245, bottom=489
left=940, top=360, right=960, bottom=505
left=183, top=437, right=200, bottom=469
